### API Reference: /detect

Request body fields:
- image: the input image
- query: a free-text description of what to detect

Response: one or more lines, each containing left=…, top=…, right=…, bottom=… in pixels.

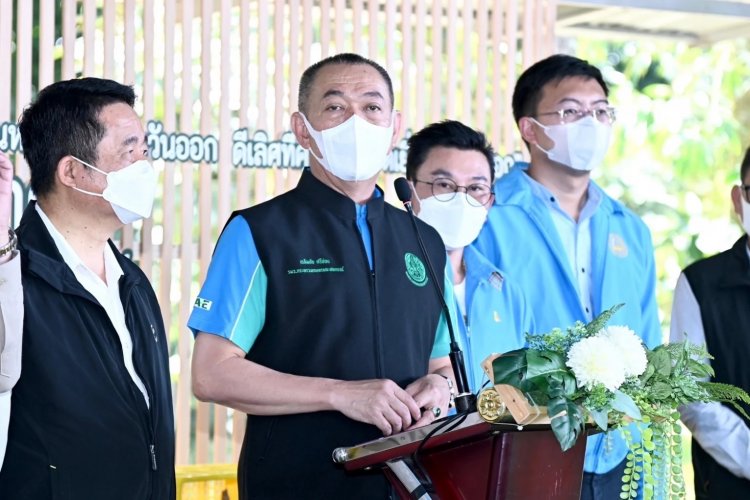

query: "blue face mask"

left=72, top=156, right=157, bottom=224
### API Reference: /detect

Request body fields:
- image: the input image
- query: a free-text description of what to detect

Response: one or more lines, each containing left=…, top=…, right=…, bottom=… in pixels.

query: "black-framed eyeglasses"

left=415, top=177, right=493, bottom=207
left=741, top=184, right=750, bottom=203
left=536, top=106, right=617, bottom=125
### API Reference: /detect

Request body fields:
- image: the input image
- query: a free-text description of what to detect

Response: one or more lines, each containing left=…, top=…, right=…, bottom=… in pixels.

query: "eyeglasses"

left=415, top=178, right=493, bottom=207
left=742, top=184, right=750, bottom=203
left=536, top=106, right=617, bottom=125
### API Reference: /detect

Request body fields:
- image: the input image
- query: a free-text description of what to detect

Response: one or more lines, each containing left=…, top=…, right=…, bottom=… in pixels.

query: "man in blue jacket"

left=473, top=54, right=661, bottom=499
left=404, top=120, right=534, bottom=392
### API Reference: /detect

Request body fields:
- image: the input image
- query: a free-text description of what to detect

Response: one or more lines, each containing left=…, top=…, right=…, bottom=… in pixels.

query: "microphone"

left=394, top=177, right=475, bottom=413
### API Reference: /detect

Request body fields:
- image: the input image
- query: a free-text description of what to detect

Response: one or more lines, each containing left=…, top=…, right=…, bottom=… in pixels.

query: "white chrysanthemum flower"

left=599, top=325, right=648, bottom=377
left=566, top=336, right=626, bottom=391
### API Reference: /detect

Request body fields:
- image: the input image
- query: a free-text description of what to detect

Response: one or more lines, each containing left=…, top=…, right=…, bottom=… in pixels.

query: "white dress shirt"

left=35, top=204, right=149, bottom=407
left=670, top=243, right=750, bottom=480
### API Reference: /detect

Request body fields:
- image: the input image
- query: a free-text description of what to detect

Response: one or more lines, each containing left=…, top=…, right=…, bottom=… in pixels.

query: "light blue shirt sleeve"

left=187, top=216, right=267, bottom=353
left=430, top=259, right=457, bottom=358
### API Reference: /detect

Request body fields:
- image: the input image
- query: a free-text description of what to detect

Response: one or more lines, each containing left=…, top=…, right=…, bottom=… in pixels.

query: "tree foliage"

left=574, top=39, right=750, bottom=337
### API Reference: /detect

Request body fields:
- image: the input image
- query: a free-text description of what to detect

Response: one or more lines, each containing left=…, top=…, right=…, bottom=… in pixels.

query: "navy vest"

left=234, top=170, right=447, bottom=499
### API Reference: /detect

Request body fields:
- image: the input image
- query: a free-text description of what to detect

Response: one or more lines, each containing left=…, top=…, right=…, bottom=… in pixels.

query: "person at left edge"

left=404, top=120, right=534, bottom=392
left=189, top=53, right=456, bottom=500
left=0, top=78, right=175, bottom=499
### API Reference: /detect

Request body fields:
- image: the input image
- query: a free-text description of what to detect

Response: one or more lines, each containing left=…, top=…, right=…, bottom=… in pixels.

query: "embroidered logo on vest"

left=404, top=252, right=428, bottom=287
left=608, top=233, right=629, bottom=258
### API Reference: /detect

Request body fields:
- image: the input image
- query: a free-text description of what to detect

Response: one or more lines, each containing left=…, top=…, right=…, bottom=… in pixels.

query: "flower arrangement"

left=489, top=304, right=750, bottom=500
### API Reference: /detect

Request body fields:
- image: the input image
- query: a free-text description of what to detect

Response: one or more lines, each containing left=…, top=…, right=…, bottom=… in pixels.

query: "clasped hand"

left=331, top=373, right=450, bottom=436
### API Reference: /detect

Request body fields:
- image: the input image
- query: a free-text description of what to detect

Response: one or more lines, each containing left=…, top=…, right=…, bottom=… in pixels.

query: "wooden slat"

left=158, top=0, right=177, bottom=415
left=351, top=0, right=362, bottom=54
left=385, top=0, right=396, bottom=71
left=461, top=0, right=473, bottom=124
left=61, top=0, right=76, bottom=80
left=38, top=0, right=55, bottom=90
left=491, top=0, right=504, bottom=150
left=274, top=0, right=286, bottom=194
left=121, top=0, right=136, bottom=253
left=367, top=0, right=377, bottom=58
left=140, top=0, right=155, bottom=280
left=0, top=0, right=12, bottom=123
left=400, top=0, right=412, bottom=130
left=194, top=0, right=214, bottom=466
left=505, top=0, right=519, bottom=156
left=175, top=0, right=195, bottom=466
left=476, top=0, right=489, bottom=132
left=83, top=0, right=96, bottom=76
left=320, top=0, right=331, bottom=57
left=212, top=0, right=233, bottom=463
left=334, top=0, right=345, bottom=51
left=14, top=0, right=32, bottom=180
left=446, top=0, right=457, bottom=118
left=237, top=0, right=251, bottom=211
left=254, top=0, right=268, bottom=205
left=430, top=3, right=442, bottom=122
left=103, top=0, right=116, bottom=77
left=414, top=0, right=426, bottom=130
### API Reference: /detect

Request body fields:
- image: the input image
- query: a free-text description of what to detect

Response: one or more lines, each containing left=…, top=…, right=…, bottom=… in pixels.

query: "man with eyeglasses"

left=473, top=54, right=661, bottom=499
left=404, top=120, right=534, bottom=392
left=670, top=147, right=750, bottom=499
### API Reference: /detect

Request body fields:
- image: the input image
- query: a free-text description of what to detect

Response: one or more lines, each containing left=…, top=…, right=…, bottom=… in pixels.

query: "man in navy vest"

left=189, top=53, right=456, bottom=499
left=670, top=147, right=750, bottom=499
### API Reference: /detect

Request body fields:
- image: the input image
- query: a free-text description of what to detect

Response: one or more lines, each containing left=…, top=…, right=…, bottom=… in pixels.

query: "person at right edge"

left=670, top=146, right=750, bottom=499
left=472, top=54, right=662, bottom=499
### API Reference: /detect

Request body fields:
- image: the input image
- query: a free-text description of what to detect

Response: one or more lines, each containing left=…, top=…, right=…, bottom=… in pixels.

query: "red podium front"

left=333, top=412, right=586, bottom=499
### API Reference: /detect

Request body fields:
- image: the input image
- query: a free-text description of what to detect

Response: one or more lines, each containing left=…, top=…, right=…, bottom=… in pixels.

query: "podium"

left=333, top=411, right=587, bottom=499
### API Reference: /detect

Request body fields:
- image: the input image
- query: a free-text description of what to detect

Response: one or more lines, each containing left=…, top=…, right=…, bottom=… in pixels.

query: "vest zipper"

left=370, top=269, right=383, bottom=378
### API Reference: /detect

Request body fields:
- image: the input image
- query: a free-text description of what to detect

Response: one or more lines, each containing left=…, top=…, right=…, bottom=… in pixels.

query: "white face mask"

left=72, top=156, right=158, bottom=224
left=417, top=193, right=488, bottom=250
left=301, top=113, right=394, bottom=181
left=532, top=115, right=611, bottom=172
left=741, top=194, right=750, bottom=235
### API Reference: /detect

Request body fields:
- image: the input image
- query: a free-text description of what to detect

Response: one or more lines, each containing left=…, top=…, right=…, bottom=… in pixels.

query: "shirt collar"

left=34, top=203, right=124, bottom=284
left=524, top=172, right=602, bottom=222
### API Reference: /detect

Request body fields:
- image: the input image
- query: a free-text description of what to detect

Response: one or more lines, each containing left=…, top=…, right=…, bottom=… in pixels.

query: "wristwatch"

left=0, top=229, right=17, bottom=258
left=437, top=373, right=456, bottom=408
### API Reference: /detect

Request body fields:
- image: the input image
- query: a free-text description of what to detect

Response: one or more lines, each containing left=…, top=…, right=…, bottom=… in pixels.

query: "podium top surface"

left=333, top=410, right=553, bottom=470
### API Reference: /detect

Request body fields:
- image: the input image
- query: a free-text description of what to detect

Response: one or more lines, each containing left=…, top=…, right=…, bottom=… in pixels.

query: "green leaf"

left=548, top=396, right=585, bottom=452
left=612, top=390, right=643, bottom=420
left=525, top=350, right=568, bottom=380
left=585, top=303, right=624, bottom=336
left=649, top=349, right=672, bottom=377
left=491, top=349, right=527, bottom=385
left=650, top=381, right=672, bottom=400
left=589, top=408, right=610, bottom=431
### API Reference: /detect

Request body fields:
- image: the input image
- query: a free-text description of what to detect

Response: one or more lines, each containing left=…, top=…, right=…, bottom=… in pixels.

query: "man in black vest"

left=670, top=146, right=750, bottom=499
left=0, top=79, right=175, bottom=499
left=189, top=53, right=455, bottom=499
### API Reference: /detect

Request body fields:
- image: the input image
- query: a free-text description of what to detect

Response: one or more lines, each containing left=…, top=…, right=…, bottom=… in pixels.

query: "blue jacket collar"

left=495, top=164, right=625, bottom=217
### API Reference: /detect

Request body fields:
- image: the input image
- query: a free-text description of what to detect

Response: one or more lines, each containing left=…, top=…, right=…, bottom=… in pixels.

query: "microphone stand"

left=396, top=179, right=476, bottom=413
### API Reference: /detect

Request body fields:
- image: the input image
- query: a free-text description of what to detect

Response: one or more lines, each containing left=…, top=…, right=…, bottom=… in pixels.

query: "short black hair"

left=298, top=53, right=394, bottom=115
left=405, top=120, right=496, bottom=184
left=18, top=77, right=136, bottom=198
left=742, top=146, right=750, bottom=182
left=512, top=54, right=609, bottom=124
